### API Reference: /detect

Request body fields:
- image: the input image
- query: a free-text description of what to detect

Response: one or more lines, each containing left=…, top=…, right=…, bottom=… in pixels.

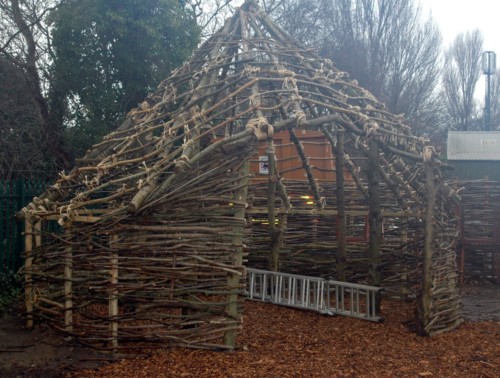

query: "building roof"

left=447, top=131, right=500, bottom=160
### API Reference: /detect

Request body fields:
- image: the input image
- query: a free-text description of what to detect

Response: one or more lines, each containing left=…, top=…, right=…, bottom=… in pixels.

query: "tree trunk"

left=10, top=0, right=71, bottom=169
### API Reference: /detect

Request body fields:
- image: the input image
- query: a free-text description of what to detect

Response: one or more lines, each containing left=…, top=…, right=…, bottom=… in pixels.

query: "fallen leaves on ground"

left=71, top=300, right=499, bottom=378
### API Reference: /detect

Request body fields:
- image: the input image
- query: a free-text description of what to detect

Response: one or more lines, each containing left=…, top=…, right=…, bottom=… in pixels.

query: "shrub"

left=0, top=271, right=22, bottom=317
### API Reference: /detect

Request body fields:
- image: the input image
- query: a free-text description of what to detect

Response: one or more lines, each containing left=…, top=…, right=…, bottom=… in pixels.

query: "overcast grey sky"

left=420, top=0, right=499, bottom=53
left=419, top=0, right=499, bottom=98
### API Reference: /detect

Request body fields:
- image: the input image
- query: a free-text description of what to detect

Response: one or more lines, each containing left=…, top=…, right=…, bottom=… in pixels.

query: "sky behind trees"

left=418, top=1, right=498, bottom=99
left=420, top=0, right=499, bottom=52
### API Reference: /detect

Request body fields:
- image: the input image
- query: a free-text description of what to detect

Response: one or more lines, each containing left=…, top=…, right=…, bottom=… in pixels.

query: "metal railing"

left=246, top=268, right=383, bottom=322
left=0, top=179, right=49, bottom=274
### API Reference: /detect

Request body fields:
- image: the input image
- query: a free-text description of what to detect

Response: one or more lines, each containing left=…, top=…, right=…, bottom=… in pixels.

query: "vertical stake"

left=34, top=221, right=42, bottom=248
left=24, top=220, right=33, bottom=328
left=336, top=129, right=347, bottom=281
left=418, top=162, right=437, bottom=335
left=267, top=139, right=281, bottom=271
left=367, top=139, right=382, bottom=313
left=224, top=159, right=250, bottom=349
left=64, top=227, right=73, bottom=334
left=109, top=234, right=119, bottom=352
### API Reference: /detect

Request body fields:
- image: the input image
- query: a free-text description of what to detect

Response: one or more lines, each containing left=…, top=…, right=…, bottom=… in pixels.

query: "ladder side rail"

left=319, top=281, right=325, bottom=310
left=317, top=281, right=323, bottom=310
left=325, top=281, right=331, bottom=310
left=355, top=288, right=360, bottom=315
left=248, top=270, right=255, bottom=299
left=370, top=288, right=376, bottom=317
left=262, top=272, right=268, bottom=301
left=304, top=279, right=309, bottom=307
left=291, top=276, right=296, bottom=305
left=335, top=283, right=340, bottom=313
left=350, top=287, right=354, bottom=315
left=277, top=274, right=282, bottom=302
left=366, top=288, right=370, bottom=317
left=286, top=275, right=291, bottom=305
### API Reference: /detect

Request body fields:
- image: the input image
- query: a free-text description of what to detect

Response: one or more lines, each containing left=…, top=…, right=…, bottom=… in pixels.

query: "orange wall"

left=250, top=130, right=336, bottom=181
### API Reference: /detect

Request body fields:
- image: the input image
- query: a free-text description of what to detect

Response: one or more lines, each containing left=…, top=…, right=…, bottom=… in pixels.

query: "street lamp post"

left=482, top=51, right=496, bottom=131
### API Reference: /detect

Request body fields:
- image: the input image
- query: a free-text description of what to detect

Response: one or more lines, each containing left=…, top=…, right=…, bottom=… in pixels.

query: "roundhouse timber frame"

left=17, top=0, right=462, bottom=351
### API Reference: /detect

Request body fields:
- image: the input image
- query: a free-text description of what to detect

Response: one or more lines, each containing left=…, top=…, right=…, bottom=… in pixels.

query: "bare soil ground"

left=461, top=284, right=500, bottom=322
left=1, top=285, right=498, bottom=378
left=0, top=314, right=112, bottom=378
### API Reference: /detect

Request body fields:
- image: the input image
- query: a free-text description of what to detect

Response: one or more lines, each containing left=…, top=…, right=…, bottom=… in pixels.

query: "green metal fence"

left=0, top=179, right=48, bottom=274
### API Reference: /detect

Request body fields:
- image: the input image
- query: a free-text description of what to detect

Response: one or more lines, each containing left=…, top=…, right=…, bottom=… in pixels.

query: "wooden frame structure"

left=18, top=0, right=462, bottom=352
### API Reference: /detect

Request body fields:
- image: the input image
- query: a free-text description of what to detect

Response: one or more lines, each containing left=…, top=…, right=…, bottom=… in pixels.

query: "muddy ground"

left=0, top=285, right=500, bottom=378
left=461, top=285, right=500, bottom=322
left=0, top=314, right=112, bottom=378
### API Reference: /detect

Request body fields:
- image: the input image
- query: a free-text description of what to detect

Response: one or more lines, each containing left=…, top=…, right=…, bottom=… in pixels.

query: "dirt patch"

left=0, top=315, right=110, bottom=378
left=461, top=284, right=500, bottom=322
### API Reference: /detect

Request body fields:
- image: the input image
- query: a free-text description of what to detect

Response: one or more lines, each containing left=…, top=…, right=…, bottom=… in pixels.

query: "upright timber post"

left=336, top=129, right=347, bottom=281
left=24, top=220, right=33, bottom=328
left=401, top=218, right=410, bottom=297
left=24, top=220, right=41, bottom=328
left=34, top=221, right=42, bottom=249
left=64, top=227, right=73, bottom=334
left=224, top=159, right=250, bottom=349
left=367, top=139, right=382, bottom=312
left=418, top=161, right=437, bottom=335
left=267, top=139, right=281, bottom=272
left=109, top=234, right=119, bottom=351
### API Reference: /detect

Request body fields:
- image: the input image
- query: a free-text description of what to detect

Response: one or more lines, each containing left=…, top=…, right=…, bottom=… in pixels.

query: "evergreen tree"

left=50, top=0, right=200, bottom=155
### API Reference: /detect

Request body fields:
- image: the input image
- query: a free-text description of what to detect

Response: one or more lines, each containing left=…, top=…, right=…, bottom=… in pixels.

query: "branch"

left=0, top=1, right=62, bottom=54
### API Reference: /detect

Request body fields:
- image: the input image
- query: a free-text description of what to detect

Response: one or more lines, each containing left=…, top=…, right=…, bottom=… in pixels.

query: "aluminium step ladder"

left=246, top=268, right=383, bottom=322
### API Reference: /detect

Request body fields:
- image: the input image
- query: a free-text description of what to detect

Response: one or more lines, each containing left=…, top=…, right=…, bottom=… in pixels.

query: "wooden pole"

left=418, top=162, right=436, bottom=335
left=64, top=227, right=73, bottom=334
left=367, top=139, right=381, bottom=312
left=367, top=139, right=381, bottom=284
left=288, top=128, right=323, bottom=210
left=401, top=218, right=410, bottom=297
left=321, top=125, right=369, bottom=201
left=336, top=129, right=347, bottom=281
left=267, top=139, right=281, bottom=271
left=34, top=221, right=42, bottom=248
left=24, top=220, right=33, bottom=328
left=109, top=234, right=119, bottom=351
left=224, top=159, right=250, bottom=349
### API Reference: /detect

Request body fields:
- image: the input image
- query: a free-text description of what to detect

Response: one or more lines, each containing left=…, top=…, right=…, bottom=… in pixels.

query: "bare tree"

left=187, top=0, right=241, bottom=38
left=0, top=0, right=70, bottom=170
left=187, top=0, right=287, bottom=38
left=271, top=0, right=443, bottom=136
left=0, top=56, right=51, bottom=179
left=442, top=30, right=484, bottom=131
